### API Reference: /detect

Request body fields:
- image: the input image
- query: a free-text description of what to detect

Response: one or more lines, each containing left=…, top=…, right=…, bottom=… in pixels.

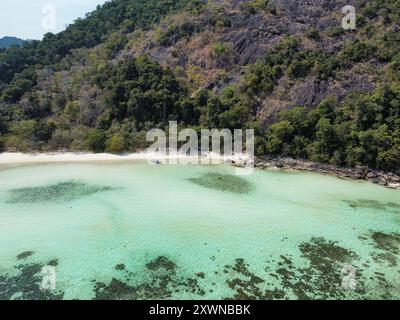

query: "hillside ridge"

left=0, top=36, right=25, bottom=49
left=0, top=0, right=399, bottom=173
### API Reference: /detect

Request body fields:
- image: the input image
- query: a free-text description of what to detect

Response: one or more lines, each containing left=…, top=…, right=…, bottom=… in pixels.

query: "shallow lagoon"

left=0, top=161, right=399, bottom=300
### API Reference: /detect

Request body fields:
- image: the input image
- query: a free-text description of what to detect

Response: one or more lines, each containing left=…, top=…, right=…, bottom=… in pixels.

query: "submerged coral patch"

left=222, top=237, right=400, bottom=300
left=146, top=256, right=176, bottom=271
left=343, top=199, right=400, bottom=211
left=188, top=172, right=253, bottom=194
left=359, top=231, right=400, bottom=267
left=94, top=256, right=205, bottom=300
left=2, top=236, right=400, bottom=300
left=115, top=264, right=126, bottom=271
left=0, top=258, right=64, bottom=300
left=6, top=181, right=115, bottom=204
left=16, top=251, right=34, bottom=260
left=222, top=238, right=365, bottom=300
left=223, top=258, right=285, bottom=300
left=371, top=232, right=400, bottom=254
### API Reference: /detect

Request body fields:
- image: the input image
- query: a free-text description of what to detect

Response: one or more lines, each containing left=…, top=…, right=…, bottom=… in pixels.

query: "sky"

left=0, top=0, right=109, bottom=40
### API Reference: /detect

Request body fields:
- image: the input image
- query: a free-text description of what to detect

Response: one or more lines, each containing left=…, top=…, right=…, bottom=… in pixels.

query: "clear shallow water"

left=0, top=161, right=399, bottom=300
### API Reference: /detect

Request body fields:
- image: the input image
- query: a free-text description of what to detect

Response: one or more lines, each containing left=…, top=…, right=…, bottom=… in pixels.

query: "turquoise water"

left=0, top=161, right=399, bottom=300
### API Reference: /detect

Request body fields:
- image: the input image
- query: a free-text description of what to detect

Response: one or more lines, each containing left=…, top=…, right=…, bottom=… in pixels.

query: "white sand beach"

left=0, top=152, right=146, bottom=165
left=0, top=152, right=251, bottom=165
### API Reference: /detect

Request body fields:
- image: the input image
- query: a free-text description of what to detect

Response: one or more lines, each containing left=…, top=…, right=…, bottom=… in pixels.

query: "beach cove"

left=0, top=157, right=399, bottom=300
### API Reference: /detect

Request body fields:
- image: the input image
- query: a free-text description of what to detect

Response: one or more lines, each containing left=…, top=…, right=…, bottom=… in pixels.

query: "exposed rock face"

left=269, top=0, right=356, bottom=20
left=258, top=68, right=376, bottom=123
left=254, top=156, right=400, bottom=189
left=123, top=0, right=370, bottom=122
left=290, top=78, right=330, bottom=108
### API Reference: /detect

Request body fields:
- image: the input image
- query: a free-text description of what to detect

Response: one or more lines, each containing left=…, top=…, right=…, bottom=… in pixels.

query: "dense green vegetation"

left=0, top=0, right=203, bottom=100
left=241, top=0, right=400, bottom=171
left=265, top=86, right=400, bottom=170
left=0, top=37, right=25, bottom=49
left=0, top=53, right=252, bottom=152
left=0, top=0, right=399, bottom=172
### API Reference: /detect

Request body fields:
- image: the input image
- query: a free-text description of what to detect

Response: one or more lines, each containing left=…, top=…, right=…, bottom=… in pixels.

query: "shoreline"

left=0, top=151, right=245, bottom=165
left=0, top=152, right=148, bottom=164
left=0, top=152, right=399, bottom=189
left=254, top=156, right=400, bottom=189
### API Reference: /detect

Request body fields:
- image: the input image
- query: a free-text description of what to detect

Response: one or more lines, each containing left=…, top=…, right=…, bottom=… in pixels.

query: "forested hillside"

left=0, top=0, right=399, bottom=172
left=0, top=37, right=25, bottom=49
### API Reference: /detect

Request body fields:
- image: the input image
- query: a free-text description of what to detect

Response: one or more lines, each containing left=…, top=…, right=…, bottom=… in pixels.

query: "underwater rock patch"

left=92, top=238, right=397, bottom=300
left=115, top=264, right=126, bottom=271
left=146, top=256, right=176, bottom=272
left=47, top=259, right=58, bottom=267
left=188, top=173, right=253, bottom=194
left=359, top=231, right=400, bottom=267
left=222, top=238, right=371, bottom=300
left=223, top=258, right=286, bottom=300
left=16, top=251, right=34, bottom=260
left=343, top=199, right=400, bottom=211
left=266, top=237, right=367, bottom=299
left=274, top=237, right=399, bottom=299
left=6, top=180, right=115, bottom=204
left=0, top=259, right=63, bottom=300
left=93, top=256, right=205, bottom=300
left=371, top=232, right=400, bottom=254
left=299, top=237, right=358, bottom=267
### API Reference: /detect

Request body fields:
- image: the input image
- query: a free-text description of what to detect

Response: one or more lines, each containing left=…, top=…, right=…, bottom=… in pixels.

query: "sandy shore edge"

left=0, top=152, right=250, bottom=165
left=0, top=152, right=145, bottom=164
left=1, top=152, right=398, bottom=189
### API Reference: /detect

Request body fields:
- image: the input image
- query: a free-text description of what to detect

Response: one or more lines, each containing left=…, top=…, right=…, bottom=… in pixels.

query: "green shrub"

left=106, top=135, right=126, bottom=153
left=265, top=85, right=400, bottom=171
left=85, top=129, right=107, bottom=153
left=306, top=27, right=320, bottom=40
left=0, top=135, right=4, bottom=152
